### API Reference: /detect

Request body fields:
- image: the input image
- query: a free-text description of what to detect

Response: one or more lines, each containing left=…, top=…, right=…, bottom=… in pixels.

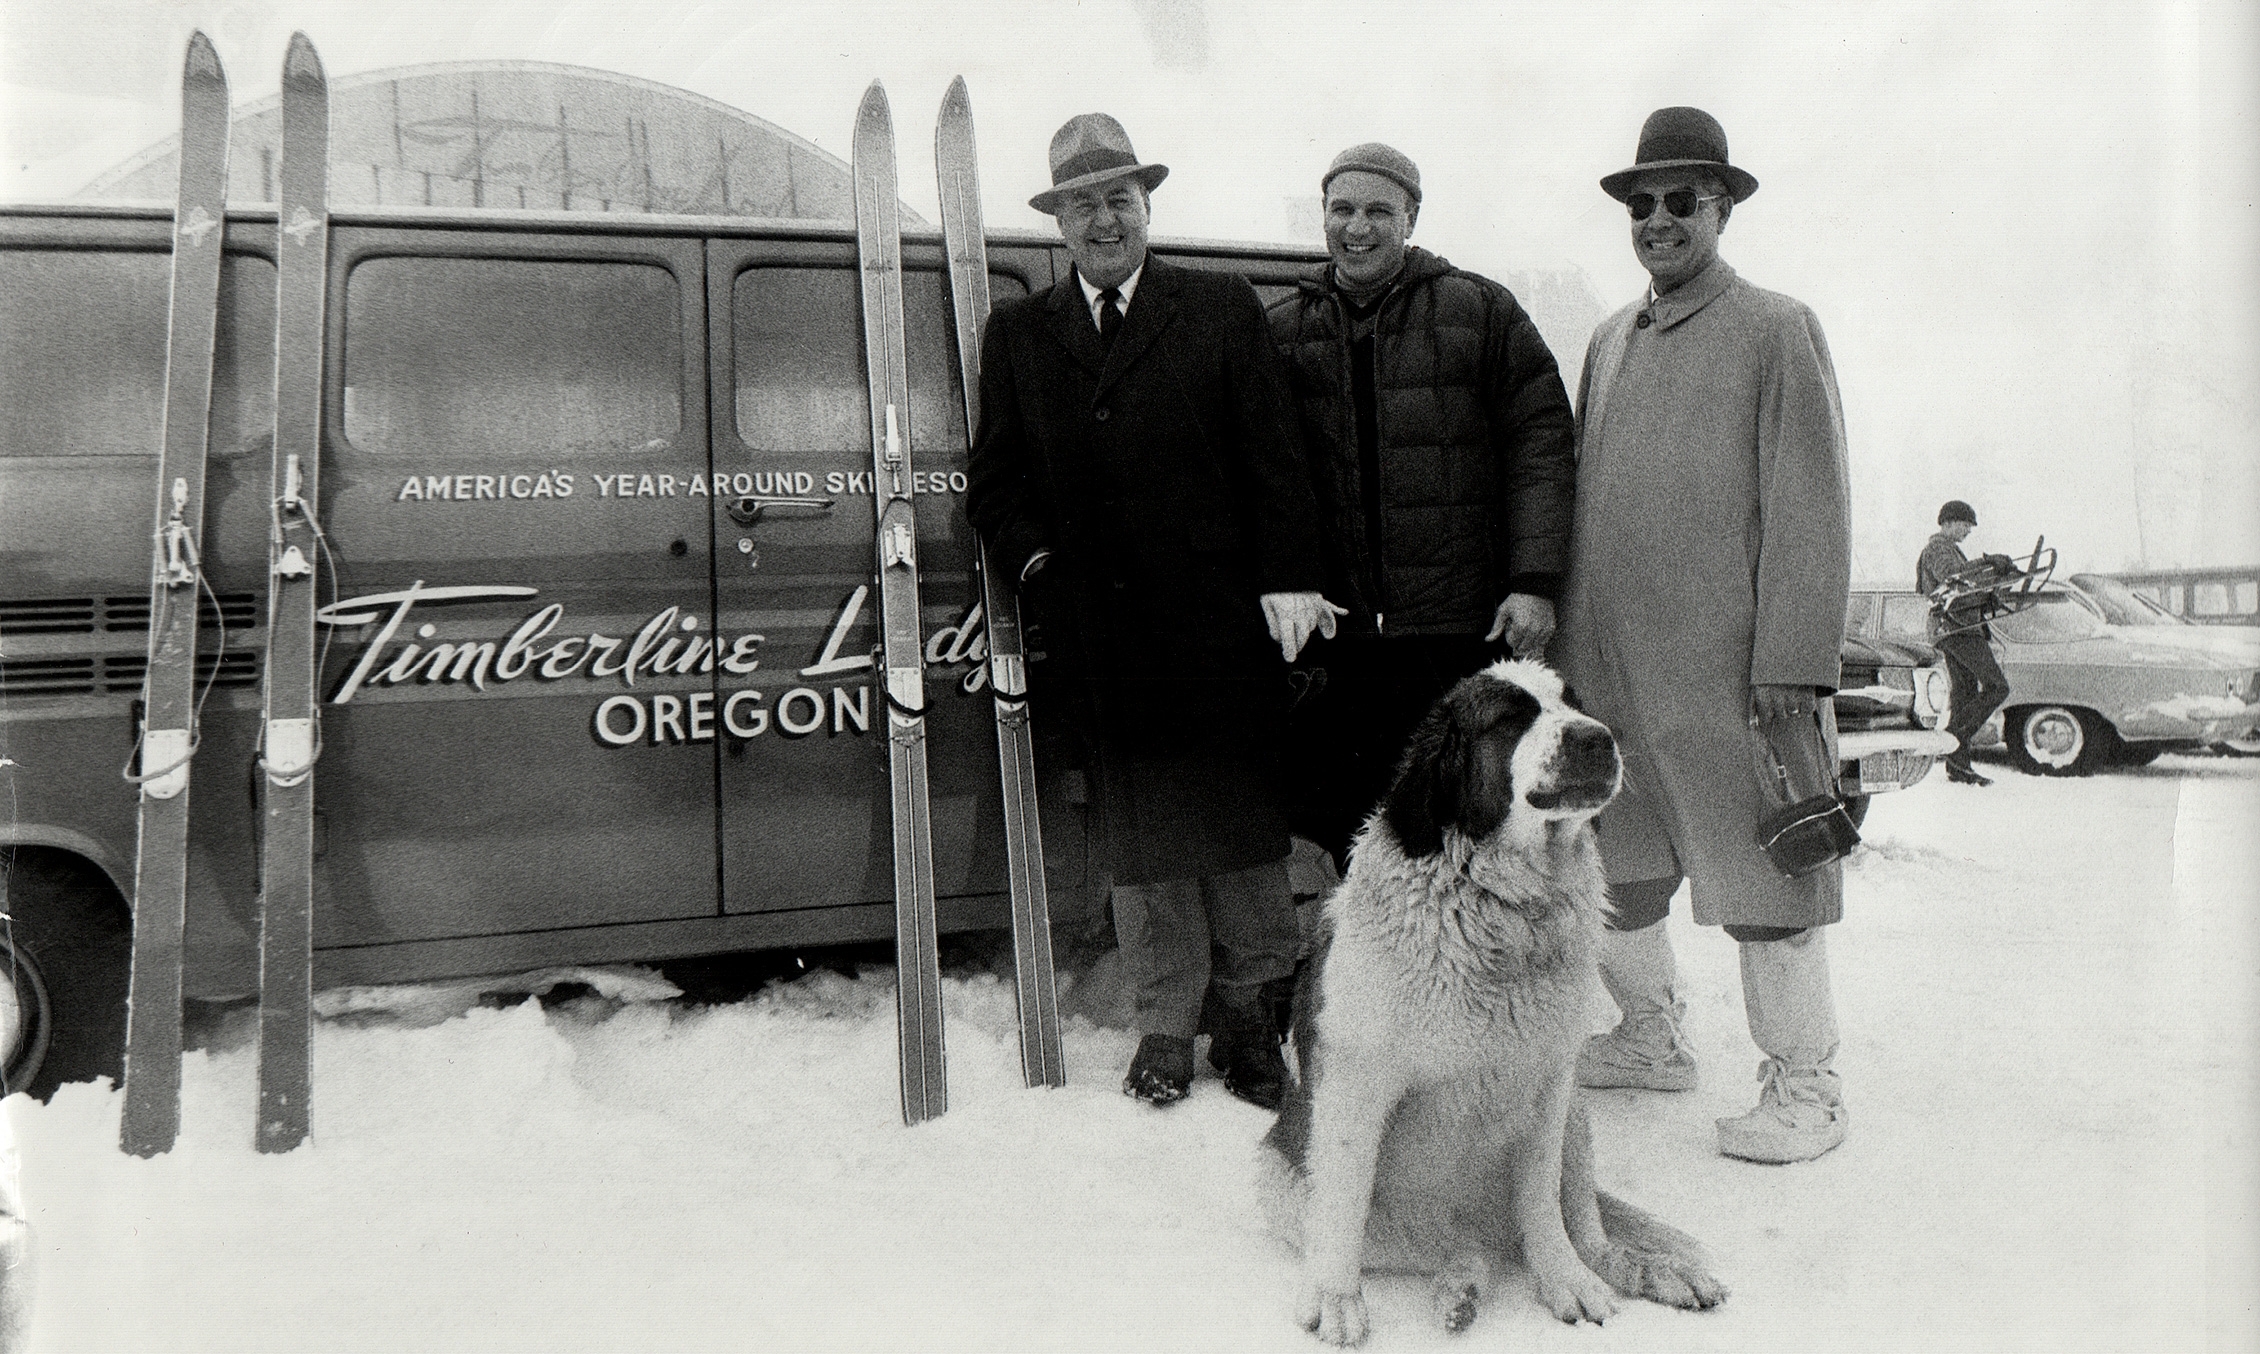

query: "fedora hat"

left=1028, top=113, right=1169, bottom=215
left=1599, top=106, right=1759, bottom=204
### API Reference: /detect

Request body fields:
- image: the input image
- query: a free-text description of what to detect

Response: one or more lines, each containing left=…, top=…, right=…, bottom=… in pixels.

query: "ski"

left=253, top=32, right=330, bottom=1154
left=935, top=77, right=1065, bottom=1090
left=852, top=81, right=946, bottom=1124
left=122, top=30, right=232, bottom=1158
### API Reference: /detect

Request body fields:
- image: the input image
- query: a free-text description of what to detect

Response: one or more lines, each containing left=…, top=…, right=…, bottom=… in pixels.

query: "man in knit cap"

left=1918, top=499, right=2015, bottom=785
left=1268, top=142, right=1577, bottom=871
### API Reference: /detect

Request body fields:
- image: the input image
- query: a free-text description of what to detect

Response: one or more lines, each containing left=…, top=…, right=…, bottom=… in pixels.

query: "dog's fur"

left=1261, top=659, right=1726, bottom=1343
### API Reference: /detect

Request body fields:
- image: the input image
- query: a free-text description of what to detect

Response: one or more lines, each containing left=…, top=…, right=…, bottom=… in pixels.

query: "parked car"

left=1851, top=582, right=2260, bottom=775
left=1833, top=603, right=1958, bottom=822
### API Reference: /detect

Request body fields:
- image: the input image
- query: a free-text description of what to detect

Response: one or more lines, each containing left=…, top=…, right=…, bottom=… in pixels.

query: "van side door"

left=704, top=233, right=1058, bottom=923
left=314, top=225, right=716, bottom=944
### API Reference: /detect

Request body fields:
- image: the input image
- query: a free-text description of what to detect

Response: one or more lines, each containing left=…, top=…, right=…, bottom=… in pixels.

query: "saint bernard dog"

left=1261, top=659, right=1726, bottom=1343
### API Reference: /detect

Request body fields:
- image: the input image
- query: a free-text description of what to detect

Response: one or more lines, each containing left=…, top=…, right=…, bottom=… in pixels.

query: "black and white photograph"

left=0, top=1, right=2254, bottom=1349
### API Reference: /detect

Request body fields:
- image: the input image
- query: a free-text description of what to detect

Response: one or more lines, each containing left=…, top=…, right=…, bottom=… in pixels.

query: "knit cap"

left=1937, top=500, right=1977, bottom=526
left=1323, top=143, right=1421, bottom=207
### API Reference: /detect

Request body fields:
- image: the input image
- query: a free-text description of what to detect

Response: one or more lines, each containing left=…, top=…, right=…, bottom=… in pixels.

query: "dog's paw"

left=1435, top=1280, right=1479, bottom=1334
left=1593, top=1244, right=1730, bottom=1311
left=1532, top=1263, right=1619, bottom=1326
left=1296, top=1280, right=1370, bottom=1346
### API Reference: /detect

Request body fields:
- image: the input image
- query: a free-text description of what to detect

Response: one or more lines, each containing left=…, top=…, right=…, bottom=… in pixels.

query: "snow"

left=9, top=756, right=2258, bottom=1353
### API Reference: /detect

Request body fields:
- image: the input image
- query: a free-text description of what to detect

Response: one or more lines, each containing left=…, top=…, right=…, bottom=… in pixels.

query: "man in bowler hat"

left=966, top=114, right=1335, bottom=1109
left=1551, top=107, right=1856, bottom=1162
left=1267, top=142, right=1577, bottom=870
left=1918, top=499, right=2015, bottom=785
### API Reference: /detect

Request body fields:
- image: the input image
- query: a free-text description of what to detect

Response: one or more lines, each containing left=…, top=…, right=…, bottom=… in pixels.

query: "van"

left=0, top=195, right=1354, bottom=1098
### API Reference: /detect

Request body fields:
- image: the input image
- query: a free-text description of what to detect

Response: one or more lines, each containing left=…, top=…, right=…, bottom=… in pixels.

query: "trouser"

left=1112, top=859, right=1300, bottom=1039
left=1289, top=633, right=1508, bottom=871
left=1604, top=874, right=1804, bottom=944
left=1936, top=629, right=2009, bottom=767
left=1600, top=876, right=1841, bottom=1067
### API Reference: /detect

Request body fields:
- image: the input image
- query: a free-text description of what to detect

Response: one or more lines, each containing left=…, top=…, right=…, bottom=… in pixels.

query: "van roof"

left=0, top=199, right=1327, bottom=265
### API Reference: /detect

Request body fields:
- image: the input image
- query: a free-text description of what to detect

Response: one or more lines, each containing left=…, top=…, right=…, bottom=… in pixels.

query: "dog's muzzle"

left=1526, top=720, right=1621, bottom=812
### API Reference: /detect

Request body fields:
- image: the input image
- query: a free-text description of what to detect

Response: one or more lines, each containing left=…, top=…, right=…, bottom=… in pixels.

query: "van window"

left=342, top=257, right=680, bottom=457
left=0, top=249, right=275, bottom=458
left=732, top=266, right=1027, bottom=457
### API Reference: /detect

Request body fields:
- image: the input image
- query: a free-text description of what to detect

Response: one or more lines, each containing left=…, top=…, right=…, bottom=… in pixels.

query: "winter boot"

left=1207, top=988, right=1291, bottom=1112
left=1577, top=923, right=1698, bottom=1091
left=1716, top=928, right=1848, bottom=1163
left=1123, top=1032, right=1195, bottom=1106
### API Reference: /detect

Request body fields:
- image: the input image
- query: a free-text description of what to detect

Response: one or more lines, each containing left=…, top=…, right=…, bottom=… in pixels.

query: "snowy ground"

left=9, top=754, right=2259, bottom=1353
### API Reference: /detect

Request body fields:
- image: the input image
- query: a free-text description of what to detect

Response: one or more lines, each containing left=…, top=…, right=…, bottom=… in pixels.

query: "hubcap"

left=2027, top=711, right=2082, bottom=766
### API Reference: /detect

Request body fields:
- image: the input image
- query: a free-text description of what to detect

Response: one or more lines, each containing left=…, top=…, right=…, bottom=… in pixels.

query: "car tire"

left=2006, top=705, right=2115, bottom=777
left=0, top=849, right=131, bottom=1101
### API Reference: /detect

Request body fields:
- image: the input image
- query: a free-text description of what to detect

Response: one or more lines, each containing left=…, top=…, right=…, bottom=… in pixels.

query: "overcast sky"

left=5, top=0, right=2254, bottom=578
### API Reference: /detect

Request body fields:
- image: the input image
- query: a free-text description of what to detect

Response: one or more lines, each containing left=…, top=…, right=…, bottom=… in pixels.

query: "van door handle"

left=727, top=495, right=835, bottom=526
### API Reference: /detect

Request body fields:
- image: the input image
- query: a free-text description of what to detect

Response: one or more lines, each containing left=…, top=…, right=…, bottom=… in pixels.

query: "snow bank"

left=8, top=757, right=2256, bottom=1352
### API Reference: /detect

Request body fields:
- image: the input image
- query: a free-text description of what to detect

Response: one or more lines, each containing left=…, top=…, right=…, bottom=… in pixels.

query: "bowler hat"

left=1028, top=113, right=1169, bottom=215
left=1938, top=500, right=1978, bottom=526
left=1599, top=106, right=1759, bottom=204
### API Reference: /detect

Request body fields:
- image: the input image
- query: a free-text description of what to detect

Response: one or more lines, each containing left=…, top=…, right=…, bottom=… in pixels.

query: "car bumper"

left=1837, top=729, right=1960, bottom=795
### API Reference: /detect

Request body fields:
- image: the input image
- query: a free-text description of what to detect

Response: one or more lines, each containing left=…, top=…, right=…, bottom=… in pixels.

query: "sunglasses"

left=1627, top=190, right=1724, bottom=221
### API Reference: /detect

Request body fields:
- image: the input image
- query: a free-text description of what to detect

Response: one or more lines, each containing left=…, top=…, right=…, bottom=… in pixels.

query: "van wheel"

left=2006, top=705, right=2113, bottom=777
left=0, top=850, right=131, bottom=1101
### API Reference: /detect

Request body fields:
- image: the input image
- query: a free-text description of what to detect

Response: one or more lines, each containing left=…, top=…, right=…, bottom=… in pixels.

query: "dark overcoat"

left=966, top=256, right=1325, bottom=885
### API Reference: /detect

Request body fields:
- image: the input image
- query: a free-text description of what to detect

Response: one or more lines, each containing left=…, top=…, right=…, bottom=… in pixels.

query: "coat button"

left=1093, top=406, right=1110, bottom=422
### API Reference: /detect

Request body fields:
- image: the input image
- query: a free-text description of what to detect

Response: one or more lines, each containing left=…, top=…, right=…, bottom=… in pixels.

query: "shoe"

left=1716, top=1058, right=1848, bottom=1163
left=1945, top=763, right=1992, bottom=786
left=1209, top=1028, right=1289, bottom=1111
left=1122, top=1033, right=1195, bottom=1106
left=1576, top=1004, right=1699, bottom=1091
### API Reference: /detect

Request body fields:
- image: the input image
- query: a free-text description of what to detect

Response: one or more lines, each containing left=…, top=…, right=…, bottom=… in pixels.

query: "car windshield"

left=1994, top=592, right=2107, bottom=643
left=2071, top=574, right=2188, bottom=626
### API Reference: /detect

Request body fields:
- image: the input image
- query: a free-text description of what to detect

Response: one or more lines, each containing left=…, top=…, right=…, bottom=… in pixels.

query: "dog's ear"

left=1382, top=700, right=1465, bottom=858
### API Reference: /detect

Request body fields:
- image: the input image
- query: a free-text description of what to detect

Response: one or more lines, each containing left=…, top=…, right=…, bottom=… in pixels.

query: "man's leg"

left=1112, top=877, right=1211, bottom=1104
left=1578, top=876, right=1699, bottom=1091
left=1938, top=632, right=1999, bottom=783
left=1202, top=859, right=1302, bottom=1110
left=1715, top=925, right=1847, bottom=1163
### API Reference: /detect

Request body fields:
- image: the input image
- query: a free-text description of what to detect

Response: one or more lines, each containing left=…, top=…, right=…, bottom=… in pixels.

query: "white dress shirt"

left=1076, top=264, right=1144, bottom=331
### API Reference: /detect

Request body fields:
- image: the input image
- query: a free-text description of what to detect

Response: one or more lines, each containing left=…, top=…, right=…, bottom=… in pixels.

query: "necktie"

left=1098, top=287, right=1123, bottom=348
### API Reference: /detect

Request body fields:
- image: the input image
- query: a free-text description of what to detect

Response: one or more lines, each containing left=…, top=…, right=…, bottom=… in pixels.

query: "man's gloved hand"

left=1485, top=593, right=1556, bottom=655
left=1260, top=592, right=1349, bottom=662
left=1983, top=552, right=2016, bottom=575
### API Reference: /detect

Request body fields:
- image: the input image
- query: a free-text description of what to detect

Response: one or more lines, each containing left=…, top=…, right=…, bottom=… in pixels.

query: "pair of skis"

left=121, top=32, right=330, bottom=1156
left=852, top=79, right=1065, bottom=1124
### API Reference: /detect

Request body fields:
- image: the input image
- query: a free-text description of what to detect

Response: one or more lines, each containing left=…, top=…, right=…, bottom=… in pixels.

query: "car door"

left=704, top=231, right=1057, bottom=917
left=312, top=225, right=716, bottom=944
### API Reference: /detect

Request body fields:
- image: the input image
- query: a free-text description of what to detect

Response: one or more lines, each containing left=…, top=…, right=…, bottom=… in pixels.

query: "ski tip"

left=942, top=75, right=970, bottom=115
left=285, top=31, right=325, bottom=85
left=184, top=31, right=224, bottom=84
left=858, top=79, right=890, bottom=121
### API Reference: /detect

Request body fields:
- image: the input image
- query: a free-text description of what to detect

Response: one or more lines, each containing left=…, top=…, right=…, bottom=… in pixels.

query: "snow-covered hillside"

left=10, top=756, right=2257, bottom=1353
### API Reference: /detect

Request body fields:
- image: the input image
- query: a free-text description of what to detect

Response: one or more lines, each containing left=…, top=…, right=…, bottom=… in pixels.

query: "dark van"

left=0, top=197, right=1337, bottom=1098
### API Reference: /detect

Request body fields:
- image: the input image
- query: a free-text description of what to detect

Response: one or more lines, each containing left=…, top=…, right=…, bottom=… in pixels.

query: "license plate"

left=1858, top=752, right=1911, bottom=794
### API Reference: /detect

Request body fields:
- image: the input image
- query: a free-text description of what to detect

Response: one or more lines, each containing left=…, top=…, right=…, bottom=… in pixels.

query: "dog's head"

left=1380, top=658, right=1621, bottom=859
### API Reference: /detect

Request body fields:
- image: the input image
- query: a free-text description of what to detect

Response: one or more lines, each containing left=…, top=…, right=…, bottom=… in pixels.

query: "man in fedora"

left=966, top=113, right=1335, bottom=1110
left=1551, top=107, right=1856, bottom=1162
left=1267, top=142, right=1576, bottom=870
left=1918, top=499, right=2015, bottom=785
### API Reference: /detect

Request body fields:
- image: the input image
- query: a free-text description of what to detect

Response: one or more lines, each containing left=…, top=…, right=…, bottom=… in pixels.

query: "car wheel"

left=0, top=850, right=131, bottom=1101
left=2006, top=705, right=2114, bottom=777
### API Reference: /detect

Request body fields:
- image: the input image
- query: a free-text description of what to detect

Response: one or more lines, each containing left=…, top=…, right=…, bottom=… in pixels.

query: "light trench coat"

left=1552, top=260, right=1852, bottom=929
